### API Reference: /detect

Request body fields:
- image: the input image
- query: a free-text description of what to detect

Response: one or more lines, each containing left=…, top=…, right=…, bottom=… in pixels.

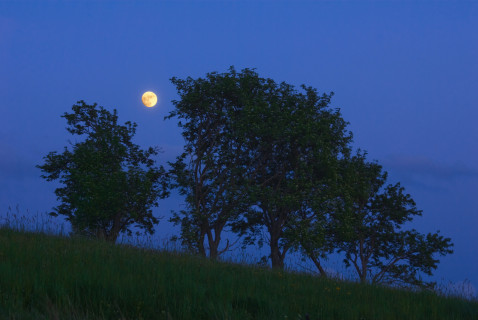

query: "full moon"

left=142, top=91, right=158, bottom=108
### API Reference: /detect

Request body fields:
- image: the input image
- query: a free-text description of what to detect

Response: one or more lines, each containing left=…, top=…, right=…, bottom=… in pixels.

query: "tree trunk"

left=266, top=206, right=288, bottom=269
left=104, top=214, right=122, bottom=243
left=198, top=231, right=206, bottom=257
left=206, top=222, right=226, bottom=260
left=360, top=263, right=368, bottom=283
left=309, top=254, right=327, bottom=277
left=270, top=242, right=285, bottom=269
left=207, top=229, right=219, bottom=260
left=270, top=225, right=285, bottom=269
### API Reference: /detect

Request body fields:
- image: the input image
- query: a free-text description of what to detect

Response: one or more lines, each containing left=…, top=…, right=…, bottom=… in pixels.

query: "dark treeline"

left=37, top=66, right=453, bottom=291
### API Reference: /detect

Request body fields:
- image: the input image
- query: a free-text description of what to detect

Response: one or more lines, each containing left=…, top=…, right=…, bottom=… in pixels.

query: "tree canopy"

left=231, top=80, right=353, bottom=269
left=331, top=151, right=453, bottom=288
left=166, top=67, right=266, bottom=259
left=166, top=66, right=353, bottom=267
left=37, top=101, right=170, bottom=242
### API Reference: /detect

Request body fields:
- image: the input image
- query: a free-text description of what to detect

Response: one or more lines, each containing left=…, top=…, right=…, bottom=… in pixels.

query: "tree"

left=165, top=67, right=265, bottom=259
left=37, top=101, right=170, bottom=242
left=287, top=151, right=381, bottom=278
left=330, top=151, right=453, bottom=288
left=231, top=79, right=352, bottom=269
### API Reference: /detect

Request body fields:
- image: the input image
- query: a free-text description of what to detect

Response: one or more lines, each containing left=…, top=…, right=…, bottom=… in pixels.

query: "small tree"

left=37, top=101, right=170, bottom=242
left=331, top=151, right=453, bottom=288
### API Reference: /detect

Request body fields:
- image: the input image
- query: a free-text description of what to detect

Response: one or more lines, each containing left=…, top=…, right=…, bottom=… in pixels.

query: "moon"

left=142, top=91, right=158, bottom=108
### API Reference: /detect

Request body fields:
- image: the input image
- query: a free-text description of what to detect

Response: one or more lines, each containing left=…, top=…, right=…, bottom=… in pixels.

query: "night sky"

left=1, top=1, right=477, bottom=297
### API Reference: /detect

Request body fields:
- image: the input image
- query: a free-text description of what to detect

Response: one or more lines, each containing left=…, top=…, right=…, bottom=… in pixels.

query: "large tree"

left=165, top=67, right=268, bottom=259
left=167, top=67, right=352, bottom=267
left=232, top=80, right=352, bottom=269
left=330, top=151, right=453, bottom=288
left=37, top=101, right=170, bottom=242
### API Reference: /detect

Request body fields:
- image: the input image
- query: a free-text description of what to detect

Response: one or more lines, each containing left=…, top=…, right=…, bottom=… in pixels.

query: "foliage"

left=37, top=101, right=169, bottom=242
left=166, top=67, right=281, bottom=258
left=229, top=71, right=352, bottom=269
left=331, top=151, right=454, bottom=288
left=167, top=67, right=352, bottom=266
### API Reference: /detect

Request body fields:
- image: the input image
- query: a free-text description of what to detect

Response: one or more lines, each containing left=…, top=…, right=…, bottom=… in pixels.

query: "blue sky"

left=0, top=1, right=477, bottom=296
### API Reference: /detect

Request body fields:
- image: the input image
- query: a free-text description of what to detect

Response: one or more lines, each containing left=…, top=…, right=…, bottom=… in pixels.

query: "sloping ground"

left=0, top=227, right=477, bottom=320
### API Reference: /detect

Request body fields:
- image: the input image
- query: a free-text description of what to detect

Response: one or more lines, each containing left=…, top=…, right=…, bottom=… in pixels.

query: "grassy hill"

left=0, top=227, right=477, bottom=320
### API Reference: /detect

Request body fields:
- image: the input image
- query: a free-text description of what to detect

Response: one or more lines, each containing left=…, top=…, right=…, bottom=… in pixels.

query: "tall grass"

left=1, top=205, right=68, bottom=237
left=0, top=207, right=477, bottom=319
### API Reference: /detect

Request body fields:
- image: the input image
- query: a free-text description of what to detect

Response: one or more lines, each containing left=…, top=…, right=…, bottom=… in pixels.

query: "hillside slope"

left=0, top=228, right=476, bottom=320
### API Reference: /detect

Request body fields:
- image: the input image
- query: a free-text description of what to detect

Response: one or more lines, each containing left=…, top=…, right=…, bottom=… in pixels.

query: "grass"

left=0, top=226, right=477, bottom=320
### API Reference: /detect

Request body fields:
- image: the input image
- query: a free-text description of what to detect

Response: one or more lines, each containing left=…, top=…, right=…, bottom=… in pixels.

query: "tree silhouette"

left=166, top=67, right=265, bottom=259
left=330, top=151, right=453, bottom=288
left=167, top=67, right=352, bottom=266
left=37, top=101, right=170, bottom=242
left=224, top=70, right=352, bottom=269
